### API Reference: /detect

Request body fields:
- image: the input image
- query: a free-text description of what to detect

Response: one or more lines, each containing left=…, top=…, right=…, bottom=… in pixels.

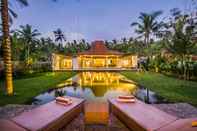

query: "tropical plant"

left=162, top=9, right=197, bottom=79
left=131, top=11, right=163, bottom=47
left=53, top=28, right=66, bottom=52
left=37, top=37, right=58, bottom=61
left=0, top=0, right=28, bottom=24
left=10, top=32, right=24, bottom=61
left=16, top=24, right=40, bottom=64
left=1, top=0, right=28, bottom=95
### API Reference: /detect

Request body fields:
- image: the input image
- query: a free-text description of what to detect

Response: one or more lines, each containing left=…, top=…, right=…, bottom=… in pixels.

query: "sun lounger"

left=108, top=98, right=178, bottom=131
left=158, top=118, right=197, bottom=131
left=11, top=96, right=85, bottom=131
left=0, top=119, right=26, bottom=131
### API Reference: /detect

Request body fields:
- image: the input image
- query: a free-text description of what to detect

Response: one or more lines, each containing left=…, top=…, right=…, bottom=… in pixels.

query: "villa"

left=51, top=40, right=138, bottom=71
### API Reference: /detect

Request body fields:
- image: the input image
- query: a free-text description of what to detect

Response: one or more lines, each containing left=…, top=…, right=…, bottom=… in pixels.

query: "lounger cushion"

left=12, top=97, right=84, bottom=131
left=109, top=98, right=177, bottom=131
left=0, top=119, right=26, bottom=131
left=158, top=118, right=197, bottom=131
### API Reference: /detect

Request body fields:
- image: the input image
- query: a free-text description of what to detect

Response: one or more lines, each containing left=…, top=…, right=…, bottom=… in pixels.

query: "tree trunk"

left=182, top=55, right=187, bottom=80
left=147, top=33, right=150, bottom=48
left=1, top=0, right=14, bottom=95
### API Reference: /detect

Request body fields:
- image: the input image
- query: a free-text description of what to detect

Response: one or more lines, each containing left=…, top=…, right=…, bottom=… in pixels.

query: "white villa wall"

left=72, top=57, right=79, bottom=70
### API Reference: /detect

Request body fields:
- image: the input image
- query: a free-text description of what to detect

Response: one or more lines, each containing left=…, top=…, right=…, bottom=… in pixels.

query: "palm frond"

left=15, top=0, right=28, bottom=7
left=131, top=22, right=139, bottom=26
left=151, top=10, right=163, bottom=19
left=8, top=8, right=17, bottom=18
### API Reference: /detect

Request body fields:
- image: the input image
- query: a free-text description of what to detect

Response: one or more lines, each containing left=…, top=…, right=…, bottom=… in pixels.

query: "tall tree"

left=1, top=0, right=28, bottom=95
left=16, top=24, right=40, bottom=64
left=53, top=28, right=66, bottom=52
left=163, top=9, right=197, bottom=79
left=11, top=32, right=24, bottom=61
left=0, top=0, right=28, bottom=24
left=131, top=11, right=163, bottom=47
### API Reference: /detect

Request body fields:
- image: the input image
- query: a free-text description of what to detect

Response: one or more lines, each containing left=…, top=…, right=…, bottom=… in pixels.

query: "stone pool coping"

left=0, top=103, right=197, bottom=131
left=1, top=103, right=197, bottom=119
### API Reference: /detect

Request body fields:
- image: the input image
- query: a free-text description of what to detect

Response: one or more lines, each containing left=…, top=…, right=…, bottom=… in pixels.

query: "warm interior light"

left=52, top=53, right=137, bottom=70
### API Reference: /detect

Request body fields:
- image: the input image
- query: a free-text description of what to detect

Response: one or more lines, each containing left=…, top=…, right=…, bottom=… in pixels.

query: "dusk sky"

left=12, top=0, right=192, bottom=42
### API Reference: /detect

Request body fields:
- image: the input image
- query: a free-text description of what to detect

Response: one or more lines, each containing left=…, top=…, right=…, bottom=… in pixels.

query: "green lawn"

left=122, top=71, right=197, bottom=106
left=0, top=72, right=76, bottom=106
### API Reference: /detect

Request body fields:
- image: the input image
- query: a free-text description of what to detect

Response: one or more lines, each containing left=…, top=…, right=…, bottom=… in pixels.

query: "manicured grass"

left=122, top=71, right=197, bottom=106
left=0, top=72, right=76, bottom=106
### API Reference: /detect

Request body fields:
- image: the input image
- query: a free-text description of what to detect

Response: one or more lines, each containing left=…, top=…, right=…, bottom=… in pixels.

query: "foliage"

left=162, top=9, right=196, bottom=57
left=160, top=8, right=197, bottom=79
left=0, top=0, right=28, bottom=24
left=53, top=28, right=66, bottom=52
left=131, top=11, right=163, bottom=47
left=7, top=26, right=91, bottom=63
left=16, top=24, right=41, bottom=64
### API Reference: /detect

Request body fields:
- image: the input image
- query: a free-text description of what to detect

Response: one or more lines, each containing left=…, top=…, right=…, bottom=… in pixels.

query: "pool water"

left=32, top=72, right=167, bottom=105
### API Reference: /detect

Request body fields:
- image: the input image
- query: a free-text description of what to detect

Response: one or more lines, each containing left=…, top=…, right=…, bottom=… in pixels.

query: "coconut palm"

left=16, top=24, right=41, bottom=64
left=0, top=0, right=28, bottom=24
left=53, top=28, right=66, bottom=52
left=11, top=32, right=24, bottom=61
left=131, top=11, right=163, bottom=47
left=53, top=28, right=66, bottom=43
left=1, top=0, right=28, bottom=95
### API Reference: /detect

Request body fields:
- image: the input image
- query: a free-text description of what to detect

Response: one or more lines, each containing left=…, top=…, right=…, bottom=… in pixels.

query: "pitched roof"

left=78, top=40, right=123, bottom=55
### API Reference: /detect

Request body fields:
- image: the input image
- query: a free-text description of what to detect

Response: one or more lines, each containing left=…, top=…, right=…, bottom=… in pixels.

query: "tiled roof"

left=78, top=40, right=123, bottom=55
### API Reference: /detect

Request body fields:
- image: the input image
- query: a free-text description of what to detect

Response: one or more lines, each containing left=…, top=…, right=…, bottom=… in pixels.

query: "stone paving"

left=0, top=104, right=36, bottom=119
left=152, top=103, right=197, bottom=118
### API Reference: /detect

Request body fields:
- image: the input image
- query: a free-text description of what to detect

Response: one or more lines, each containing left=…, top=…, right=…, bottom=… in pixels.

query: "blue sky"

left=12, top=0, right=192, bottom=42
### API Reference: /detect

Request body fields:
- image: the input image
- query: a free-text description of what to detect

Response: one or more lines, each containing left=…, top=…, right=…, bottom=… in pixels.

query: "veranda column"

left=116, top=56, right=118, bottom=68
left=105, top=56, right=108, bottom=68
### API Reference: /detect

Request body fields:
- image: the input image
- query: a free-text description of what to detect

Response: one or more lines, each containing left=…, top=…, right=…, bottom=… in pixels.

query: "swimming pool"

left=32, top=72, right=167, bottom=105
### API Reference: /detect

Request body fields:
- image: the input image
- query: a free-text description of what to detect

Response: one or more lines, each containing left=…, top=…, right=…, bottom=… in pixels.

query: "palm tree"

left=131, top=11, right=163, bottom=47
left=0, top=0, right=28, bottom=24
left=11, top=32, right=24, bottom=61
left=163, top=11, right=196, bottom=80
left=1, top=0, right=28, bottom=95
left=16, top=24, right=40, bottom=64
left=53, top=28, right=66, bottom=52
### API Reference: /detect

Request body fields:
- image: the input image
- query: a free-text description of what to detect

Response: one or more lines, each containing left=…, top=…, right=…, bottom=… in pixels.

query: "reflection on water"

left=32, top=72, right=167, bottom=105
